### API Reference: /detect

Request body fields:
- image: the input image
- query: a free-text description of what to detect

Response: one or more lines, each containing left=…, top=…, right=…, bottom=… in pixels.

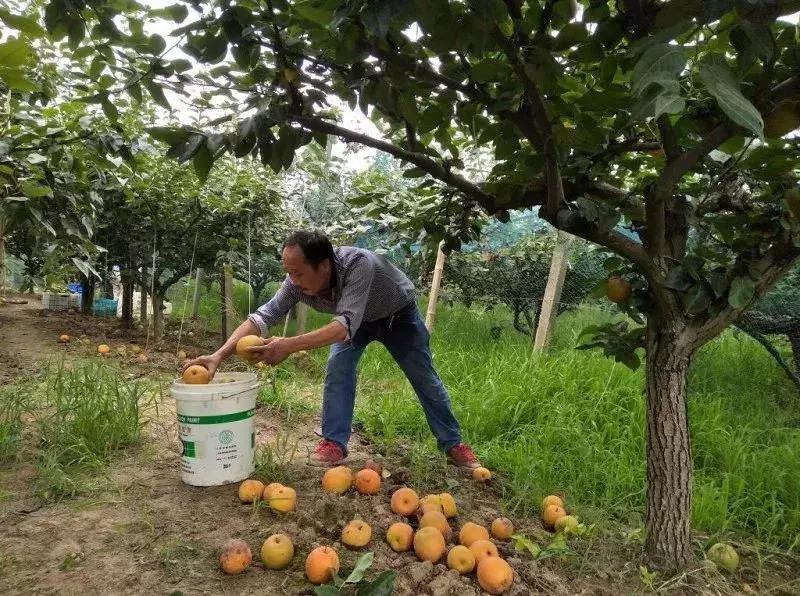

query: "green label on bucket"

left=182, top=439, right=196, bottom=458
left=177, top=409, right=255, bottom=425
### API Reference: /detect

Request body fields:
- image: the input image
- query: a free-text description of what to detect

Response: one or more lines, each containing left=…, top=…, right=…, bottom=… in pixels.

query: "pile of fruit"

left=219, top=461, right=537, bottom=594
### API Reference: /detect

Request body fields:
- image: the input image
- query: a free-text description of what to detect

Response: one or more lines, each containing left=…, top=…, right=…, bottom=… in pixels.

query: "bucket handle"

left=219, top=383, right=261, bottom=399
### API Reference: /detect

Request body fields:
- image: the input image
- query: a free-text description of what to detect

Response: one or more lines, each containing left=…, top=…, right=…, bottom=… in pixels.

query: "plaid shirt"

left=249, top=246, right=416, bottom=339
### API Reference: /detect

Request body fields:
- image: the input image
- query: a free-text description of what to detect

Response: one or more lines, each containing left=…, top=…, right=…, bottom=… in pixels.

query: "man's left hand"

left=247, top=337, right=293, bottom=365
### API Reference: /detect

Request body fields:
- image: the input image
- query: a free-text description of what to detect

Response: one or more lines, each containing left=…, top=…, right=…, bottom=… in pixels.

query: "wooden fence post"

left=425, top=241, right=447, bottom=332
left=533, top=231, right=573, bottom=351
left=191, top=267, right=203, bottom=319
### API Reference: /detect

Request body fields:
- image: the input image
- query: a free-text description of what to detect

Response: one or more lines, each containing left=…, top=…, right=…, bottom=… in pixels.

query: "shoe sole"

left=307, top=454, right=347, bottom=467
left=447, top=459, right=481, bottom=471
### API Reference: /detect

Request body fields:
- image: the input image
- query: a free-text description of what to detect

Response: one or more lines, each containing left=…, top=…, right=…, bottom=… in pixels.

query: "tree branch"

left=291, top=114, right=497, bottom=210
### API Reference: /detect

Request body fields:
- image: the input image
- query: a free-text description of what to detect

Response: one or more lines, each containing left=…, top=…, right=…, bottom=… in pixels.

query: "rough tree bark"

left=789, top=331, right=800, bottom=374
left=151, top=292, right=163, bottom=341
left=80, top=275, right=94, bottom=314
left=0, top=230, right=6, bottom=296
left=121, top=265, right=134, bottom=330
left=644, top=319, right=694, bottom=569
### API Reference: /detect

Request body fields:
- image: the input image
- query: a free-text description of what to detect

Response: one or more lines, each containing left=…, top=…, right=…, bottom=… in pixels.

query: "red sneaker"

left=447, top=443, right=481, bottom=470
left=310, top=439, right=346, bottom=467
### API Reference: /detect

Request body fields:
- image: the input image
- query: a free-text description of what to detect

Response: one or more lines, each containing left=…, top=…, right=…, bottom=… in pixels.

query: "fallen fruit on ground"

left=390, top=487, right=419, bottom=516
left=268, top=485, right=296, bottom=512
left=219, top=539, right=252, bottom=575
left=182, top=364, right=210, bottom=385
left=177, top=349, right=187, bottom=360
left=419, top=510, right=451, bottom=541
left=116, top=346, right=127, bottom=356
left=135, top=353, right=149, bottom=363
left=606, top=276, right=632, bottom=303
left=260, top=533, right=294, bottom=570
left=542, top=504, right=567, bottom=530
left=473, top=467, right=492, bottom=482
left=58, top=334, right=70, bottom=343
left=413, top=526, right=446, bottom=563
left=554, top=515, right=579, bottom=534
left=263, top=482, right=283, bottom=500
left=491, top=518, right=514, bottom=540
left=305, top=546, right=339, bottom=585
left=238, top=479, right=265, bottom=504
left=477, top=555, right=514, bottom=594
left=541, top=495, right=564, bottom=512
left=236, top=334, right=264, bottom=363
left=707, top=542, right=739, bottom=573
left=97, top=344, right=111, bottom=355
left=447, top=544, right=476, bottom=574
left=439, top=493, right=457, bottom=518
left=341, top=519, right=372, bottom=548
left=459, top=521, right=490, bottom=547
left=386, top=522, right=414, bottom=552
left=469, top=539, right=499, bottom=563
left=354, top=468, right=381, bottom=495
left=321, top=465, right=353, bottom=495
left=130, top=345, right=142, bottom=354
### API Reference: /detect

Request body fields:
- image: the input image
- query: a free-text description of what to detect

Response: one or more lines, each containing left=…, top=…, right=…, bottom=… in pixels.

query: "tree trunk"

left=425, top=241, right=446, bottom=332
left=789, top=330, right=800, bottom=374
left=644, top=323, right=694, bottom=570
left=139, top=284, right=148, bottom=323
left=220, top=268, right=228, bottom=342
left=0, top=229, right=6, bottom=296
left=80, top=275, right=94, bottom=314
left=152, top=292, right=163, bottom=341
left=121, top=266, right=134, bottom=330
left=191, top=267, right=203, bottom=319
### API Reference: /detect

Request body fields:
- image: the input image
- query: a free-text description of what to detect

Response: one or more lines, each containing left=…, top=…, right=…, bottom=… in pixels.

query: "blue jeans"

left=321, top=302, right=462, bottom=454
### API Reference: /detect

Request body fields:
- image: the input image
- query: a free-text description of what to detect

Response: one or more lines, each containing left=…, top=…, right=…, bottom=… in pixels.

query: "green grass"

left=162, top=278, right=800, bottom=549
left=349, top=302, right=800, bottom=551
left=33, top=361, right=150, bottom=500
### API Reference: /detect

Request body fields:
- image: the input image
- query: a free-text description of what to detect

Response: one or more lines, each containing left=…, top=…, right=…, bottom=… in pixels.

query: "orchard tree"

left=50, top=0, right=800, bottom=569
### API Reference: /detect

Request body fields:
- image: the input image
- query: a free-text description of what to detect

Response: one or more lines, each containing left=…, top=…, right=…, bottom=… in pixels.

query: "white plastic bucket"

left=171, top=372, right=259, bottom=487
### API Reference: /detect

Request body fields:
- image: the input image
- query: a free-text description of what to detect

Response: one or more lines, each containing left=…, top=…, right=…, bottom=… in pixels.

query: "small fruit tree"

left=52, top=0, right=800, bottom=569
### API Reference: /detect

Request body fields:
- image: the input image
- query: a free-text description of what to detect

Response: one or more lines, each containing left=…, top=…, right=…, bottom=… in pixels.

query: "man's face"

left=282, top=245, right=331, bottom=296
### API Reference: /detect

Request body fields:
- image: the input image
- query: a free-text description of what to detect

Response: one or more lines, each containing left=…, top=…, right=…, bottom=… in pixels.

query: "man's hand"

left=181, top=353, right=223, bottom=379
left=247, top=336, right=293, bottom=366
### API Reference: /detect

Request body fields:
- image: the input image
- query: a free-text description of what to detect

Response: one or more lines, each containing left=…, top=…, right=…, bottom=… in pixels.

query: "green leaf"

left=193, top=145, right=214, bottom=182
left=698, top=55, right=764, bottom=139
left=728, top=276, right=755, bottom=309
left=653, top=92, right=685, bottom=119
left=397, top=92, right=418, bottom=125
left=145, top=80, right=171, bottom=110
left=101, top=97, right=119, bottom=122
left=313, top=586, right=340, bottom=596
left=356, top=570, right=396, bottom=596
left=343, top=551, right=374, bottom=584
left=403, top=167, right=427, bottom=178
left=294, top=2, right=333, bottom=27
left=21, top=181, right=53, bottom=198
left=631, top=43, right=686, bottom=96
left=683, top=284, right=712, bottom=315
left=166, top=3, right=188, bottom=23
left=511, top=534, right=542, bottom=558
left=0, top=9, right=45, bottom=37
left=0, top=38, right=32, bottom=67
left=0, top=68, right=38, bottom=91
left=472, top=57, right=505, bottom=82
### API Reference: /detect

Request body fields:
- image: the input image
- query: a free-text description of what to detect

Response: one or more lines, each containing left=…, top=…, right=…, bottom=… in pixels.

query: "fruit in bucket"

left=182, top=364, right=210, bottom=384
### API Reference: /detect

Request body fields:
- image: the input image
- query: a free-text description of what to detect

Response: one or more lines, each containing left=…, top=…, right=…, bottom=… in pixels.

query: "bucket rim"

left=171, top=371, right=259, bottom=393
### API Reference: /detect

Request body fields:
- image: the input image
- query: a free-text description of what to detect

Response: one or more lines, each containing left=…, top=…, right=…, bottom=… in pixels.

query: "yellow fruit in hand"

left=236, top=335, right=264, bottom=363
left=182, top=364, right=210, bottom=385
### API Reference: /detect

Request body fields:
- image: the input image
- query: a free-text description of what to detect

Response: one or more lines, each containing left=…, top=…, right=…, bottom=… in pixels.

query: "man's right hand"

left=181, top=353, right=223, bottom=379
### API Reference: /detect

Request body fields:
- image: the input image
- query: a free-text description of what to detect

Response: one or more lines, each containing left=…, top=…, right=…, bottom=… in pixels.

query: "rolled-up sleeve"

left=334, top=255, right=374, bottom=340
left=248, top=277, right=299, bottom=337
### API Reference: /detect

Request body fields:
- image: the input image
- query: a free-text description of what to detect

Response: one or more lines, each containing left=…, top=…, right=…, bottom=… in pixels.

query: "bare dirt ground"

left=1, top=296, right=798, bottom=595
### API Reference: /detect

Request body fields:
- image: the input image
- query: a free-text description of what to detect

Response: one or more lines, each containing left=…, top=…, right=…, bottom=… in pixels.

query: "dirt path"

left=0, top=300, right=791, bottom=595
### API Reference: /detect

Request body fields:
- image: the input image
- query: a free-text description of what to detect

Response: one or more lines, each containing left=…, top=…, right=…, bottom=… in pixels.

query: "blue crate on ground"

left=92, top=298, right=118, bottom=317
left=67, top=283, right=82, bottom=294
